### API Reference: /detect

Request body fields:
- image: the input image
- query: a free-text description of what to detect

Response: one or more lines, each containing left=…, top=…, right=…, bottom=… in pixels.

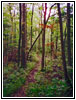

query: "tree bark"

left=38, top=7, right=41, bottom=50
left=57, top=3, right=71, bottom=85
left=14, top=10, right=16, bottom=43
left=9, top=3, right=13, bottom=44
left=56, top=32, right=58, bottom=52
left=25, top=4, right=27, bottom=62
left=41, top=3, right=47, bottom=70
left=31, top=4, right=34, bottom=47
left=51, top=29, right=53, bottom=57
left=21, top=3, right=26, bottom=68
left=18, top=3, right=21, bottom=67
left=67, top=3, right=72, bottom=66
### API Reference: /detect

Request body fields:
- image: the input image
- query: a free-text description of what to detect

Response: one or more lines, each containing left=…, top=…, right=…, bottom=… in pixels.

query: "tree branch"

left=27, top=3, right=56, bottom=58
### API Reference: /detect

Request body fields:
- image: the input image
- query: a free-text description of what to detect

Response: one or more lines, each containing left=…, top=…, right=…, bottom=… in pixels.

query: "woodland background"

left=3, top=2, right=73, bottom=97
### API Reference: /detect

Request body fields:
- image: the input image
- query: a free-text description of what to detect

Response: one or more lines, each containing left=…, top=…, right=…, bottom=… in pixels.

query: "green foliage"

left=3, top=77, right=25, bottom=97
left=26, top=62, right=35, bottom=73
left=3, top=67, right=26, bottom=97
left=35, top=71, right=48, bottom=84
left=3, top=57, right=37, bottom=97
left=29, top=52, right=39, bottom=62
left=26, top=78, right=72, bottom=97
left=3, top=3, right=73, bottom=98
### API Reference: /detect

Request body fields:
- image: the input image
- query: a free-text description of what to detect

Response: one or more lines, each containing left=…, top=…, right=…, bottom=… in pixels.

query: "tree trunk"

left=21, top=3, right=26, bottom=68
left=18, top=3, right=21, bottom=67
left=25, top=4, right=27, bottom=62
left=57, top=3, right=71, bottom=86
left=27, top=4, right=56, bottom=58
left=56, top=32, right=58, bottom=52
left=63, top=26, right=67, bottom=50
left=13, top=10, right=16, bottom=43
left=51, top=29, right=53, bottom=57
left=41, top=3, right=47, bottom=71
left=38, top=9, right=41, bottom=50
left=31, top=4, right=34, bottom=47
left=9, top=3, right=13, bottom=44
left=67, top=3, right=72, bottom=66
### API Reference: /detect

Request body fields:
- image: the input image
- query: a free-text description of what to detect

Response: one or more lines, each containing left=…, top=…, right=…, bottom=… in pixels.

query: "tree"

left=41, top=3, right=47, bottom=71
left=27, top=3, right=56, bottom=58
left=50, top=28, right=53, bottom=57
left=57, top=3, right=72, bottom=86
left=38, top=8, right=41, bottom=50
left=18, top=3, right=21, bottom=67
left=21, top=3, right=26, bottom=68
left=31, top=4, right=34, bottom=47
left=67, top=3, right=72, bottom=66
left=9, top=3, right=13, bottom=44
left=13, top=9, right=16, bottom=43
left=25, top=4, right=27, bottom=61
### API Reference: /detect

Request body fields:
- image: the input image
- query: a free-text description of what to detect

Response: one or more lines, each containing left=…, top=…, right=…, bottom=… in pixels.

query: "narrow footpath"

left=11, top=55, right=41, bottom=97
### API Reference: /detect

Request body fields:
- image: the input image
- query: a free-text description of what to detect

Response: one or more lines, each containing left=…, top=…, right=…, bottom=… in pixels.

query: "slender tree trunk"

left=27, top=4, right=56, bottom=58
left=67, top=3, right=72, bottom=66
left=25, top=4, right=27, bottom=62
left=38, top=26, right=40, bottom=50
left=51, top=29, right=53, bottom=57
left=21, top=3, right=26, bottom=68
left=9, top=3, right=13, bottom=44
left=38, top=9, right=41, bottom=50
left=64, top=26, right=67, bottom=50
left=57, top=3, right=72, bottom=86
left=41, top=3, right=47, bottom=71
left=14, top=10, right=16, bottom=43
left=56, top=32, right=58, bottom=52
left=31, top=4, right=34, bottom=47
left=56, top=24, right=58, bottom=52
left=18, top=3, right=21, bottom=67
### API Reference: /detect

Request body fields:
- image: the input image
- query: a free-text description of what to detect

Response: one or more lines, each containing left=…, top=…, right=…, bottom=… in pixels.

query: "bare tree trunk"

left=25, top=4, right=27, bottom=62
left=38, top=26, right=40, bottom=50
left=14, top=10, right=16, bottom=43
left=18, top=3, right=21, bottom=67
left=63, top=26, right=67, bottom=50
left=9, top=3, right=13, bottom=44
left=67, top=3, right=72, bottom=66
left=51, top=29, right=53, bottom=57
left=41, top=3, right=47, bottom=71
left=31, top=4, right=34, bottom=47
left=56, top=24, right=58, bottom=53
left=21, top=3, right=26, bottom=68
left=56, top=32, right=58, bottom=52
left=57, top=3, right=72, bottom=86
left=38, top=9, right=41, bottom=50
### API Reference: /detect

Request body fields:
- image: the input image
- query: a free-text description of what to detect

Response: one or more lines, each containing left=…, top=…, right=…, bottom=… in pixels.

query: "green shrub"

left=29, top=52, right=39, bottom=62
left=26, top=79, right=72, bottom=97
left=3, top=77, right=25, bottom=97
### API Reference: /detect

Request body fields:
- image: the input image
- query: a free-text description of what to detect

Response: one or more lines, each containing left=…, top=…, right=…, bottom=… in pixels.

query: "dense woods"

left=3, top=2, right=73, bottom=97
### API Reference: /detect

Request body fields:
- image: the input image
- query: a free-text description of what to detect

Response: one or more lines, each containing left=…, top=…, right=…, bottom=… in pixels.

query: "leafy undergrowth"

left=3, top=52, right=39, bottom=97
left=26, top=54, right=73, bottom=97
left=26, top=79, right=72, bottom=97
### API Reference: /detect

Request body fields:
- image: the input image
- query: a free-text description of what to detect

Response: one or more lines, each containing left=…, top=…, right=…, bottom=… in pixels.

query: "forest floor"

left=11, top=55, right=41, bottom=97
left=3, top=52, right=73, bottom=97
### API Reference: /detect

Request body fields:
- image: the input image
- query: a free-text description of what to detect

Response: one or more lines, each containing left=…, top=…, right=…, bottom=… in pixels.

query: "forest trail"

left=11, top=54, right=41, bottom=97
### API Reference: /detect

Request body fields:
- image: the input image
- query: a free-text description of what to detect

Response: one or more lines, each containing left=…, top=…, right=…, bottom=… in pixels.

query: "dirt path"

left=11, top=55, right=41, bottom=97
